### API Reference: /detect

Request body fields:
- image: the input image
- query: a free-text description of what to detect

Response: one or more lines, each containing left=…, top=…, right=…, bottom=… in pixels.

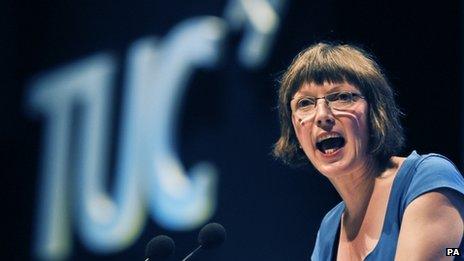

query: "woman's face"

left=291, top=81, right=371, bottom=178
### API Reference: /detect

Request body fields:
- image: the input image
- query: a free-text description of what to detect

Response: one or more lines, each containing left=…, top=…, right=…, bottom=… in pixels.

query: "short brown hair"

left=273, top=42, right=405, bottom=167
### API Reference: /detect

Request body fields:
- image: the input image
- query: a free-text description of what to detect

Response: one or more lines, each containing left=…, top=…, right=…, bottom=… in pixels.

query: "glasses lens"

left=298, top=97, right=316, bottom=108
left=291, top=97, right=316, bottom=116
left=330, top=92, right=355, bottom=110
left=291, top=92, right=362, bottom=116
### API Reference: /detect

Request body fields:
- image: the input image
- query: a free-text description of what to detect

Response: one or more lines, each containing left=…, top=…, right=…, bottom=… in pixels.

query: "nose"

left=314, top=99, right=335, bottom=129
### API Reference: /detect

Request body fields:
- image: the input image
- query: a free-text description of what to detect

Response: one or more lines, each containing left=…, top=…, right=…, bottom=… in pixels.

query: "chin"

left=311, top=148, right=357, bottom=177
left=316, top=162, right=348, bottom=177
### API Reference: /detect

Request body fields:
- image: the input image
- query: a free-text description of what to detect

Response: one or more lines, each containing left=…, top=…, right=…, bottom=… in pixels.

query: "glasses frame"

left=290, top=91, right=365, bottom=115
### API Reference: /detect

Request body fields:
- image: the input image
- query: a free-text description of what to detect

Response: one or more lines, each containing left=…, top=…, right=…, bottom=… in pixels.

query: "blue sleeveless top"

left=311, top=151, right=464, bottom=260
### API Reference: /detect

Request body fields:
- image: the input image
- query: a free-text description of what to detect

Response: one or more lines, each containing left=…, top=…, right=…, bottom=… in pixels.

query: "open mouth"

left=316, top=136, right=346, bottom=155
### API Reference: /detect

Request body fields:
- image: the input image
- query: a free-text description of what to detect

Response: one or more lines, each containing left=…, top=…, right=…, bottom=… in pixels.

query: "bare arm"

left=395, top=189, right=464, bottom=261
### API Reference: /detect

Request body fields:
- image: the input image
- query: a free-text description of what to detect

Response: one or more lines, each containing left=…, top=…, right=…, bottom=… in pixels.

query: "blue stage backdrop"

left=2, top=0, right=462, bottom=260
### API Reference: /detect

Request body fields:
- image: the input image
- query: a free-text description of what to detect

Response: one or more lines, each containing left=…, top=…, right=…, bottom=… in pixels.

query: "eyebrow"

left=292, top=84, right=346, bottom=99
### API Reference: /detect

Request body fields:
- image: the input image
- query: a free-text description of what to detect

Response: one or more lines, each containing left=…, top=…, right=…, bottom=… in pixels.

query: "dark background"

left=2, top=0, right=462, bottom=260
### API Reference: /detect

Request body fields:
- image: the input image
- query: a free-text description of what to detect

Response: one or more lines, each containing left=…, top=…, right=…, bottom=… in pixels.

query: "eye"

left=297, top=97, right=316, bottom=108
left=331, top=92, right=353, bottom=103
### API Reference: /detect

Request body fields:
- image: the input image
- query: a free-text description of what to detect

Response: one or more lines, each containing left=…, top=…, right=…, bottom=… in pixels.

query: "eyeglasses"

left=290, top=91, right=365, bottom=117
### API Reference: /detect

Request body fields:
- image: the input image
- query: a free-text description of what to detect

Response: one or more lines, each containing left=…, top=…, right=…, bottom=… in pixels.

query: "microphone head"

left=145, top=235, right=175, bottom=260
left=198, top=223, right=226, bottom=249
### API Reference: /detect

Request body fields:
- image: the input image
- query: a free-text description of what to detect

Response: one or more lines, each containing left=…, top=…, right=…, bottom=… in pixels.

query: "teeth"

left=324, top=148, right=338, bottom=154
left=316, top=133, right=342, bottom=143
left=315, top=132, right=345, bottom=155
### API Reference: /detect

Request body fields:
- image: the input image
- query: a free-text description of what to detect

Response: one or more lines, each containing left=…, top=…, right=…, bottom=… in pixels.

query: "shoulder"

left=319, top=201, right=344, bottom=231
left=395, top=152, right=464, bottom=259
left=404, top=152, right=464, bottom=207
left=414, top=153, right=460, bottom=174
left=415, top=153, right=460, bottom=173
left=311, top=202, right=344, bottom=260
left=314, top=202, right=344, bottom=244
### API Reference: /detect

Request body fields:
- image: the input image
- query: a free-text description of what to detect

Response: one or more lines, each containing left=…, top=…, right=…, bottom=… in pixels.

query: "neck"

left=328, top=157, right=379, bottom=225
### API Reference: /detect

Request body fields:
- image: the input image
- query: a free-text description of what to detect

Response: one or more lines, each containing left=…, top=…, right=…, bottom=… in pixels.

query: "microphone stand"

left=181, top=245, right=202, bottom=261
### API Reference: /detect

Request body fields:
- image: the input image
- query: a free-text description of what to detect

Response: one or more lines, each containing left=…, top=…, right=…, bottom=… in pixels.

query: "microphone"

left=145, top=235, right=175, bottom=261
left=182, top=222, right=226, bottom=261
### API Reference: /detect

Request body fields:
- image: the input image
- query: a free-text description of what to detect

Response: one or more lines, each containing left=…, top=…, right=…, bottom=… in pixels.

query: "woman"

left=273, top=42, right=464, bottom=260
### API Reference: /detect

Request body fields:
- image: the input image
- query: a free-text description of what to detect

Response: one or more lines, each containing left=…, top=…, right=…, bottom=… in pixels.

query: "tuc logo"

left=25, top=0, right=286, bottom=260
